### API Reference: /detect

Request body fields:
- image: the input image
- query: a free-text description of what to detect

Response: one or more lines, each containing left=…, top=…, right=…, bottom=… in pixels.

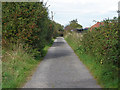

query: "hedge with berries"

left=81, top=18, right=119, bottom=68
left=2, top=2, right=62, bottom=55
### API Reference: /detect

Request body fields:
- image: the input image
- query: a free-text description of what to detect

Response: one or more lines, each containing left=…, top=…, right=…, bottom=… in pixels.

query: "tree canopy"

left=65, top=19, right=82, bottom=31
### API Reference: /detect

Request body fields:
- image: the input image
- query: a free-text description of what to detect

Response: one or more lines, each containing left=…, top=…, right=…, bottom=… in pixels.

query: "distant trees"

left=65, top=19, right=82, bottom=31
left=53, top=22, right=64, bottom=36
left=69, top=19, right=82, bottom=29
left=64, top=19, right=82, bottom=35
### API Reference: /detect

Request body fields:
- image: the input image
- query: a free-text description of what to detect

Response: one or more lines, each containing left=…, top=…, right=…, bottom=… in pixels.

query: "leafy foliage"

left=65, top=19, right=82, bottom=31
left=51, top=21, right=64, bottom=37
left=82, top=18, right=119, bottom=66
left=65, top=17, right=119, bottom=88
left=2, top=2, right=63, bottom=88
left=2, top=2, right=62, bottom=56
left=69, top=19, right=82, bottom=29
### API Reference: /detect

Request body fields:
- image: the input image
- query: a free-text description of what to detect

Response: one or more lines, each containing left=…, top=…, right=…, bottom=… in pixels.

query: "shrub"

left=2, top=2, right=55, bottom=54
left=81, top=18, right=119, bottom=66
left=65, top=17, right=119, bottom=88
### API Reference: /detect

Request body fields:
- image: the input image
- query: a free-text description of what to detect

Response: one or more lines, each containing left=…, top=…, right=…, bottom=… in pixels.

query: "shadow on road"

left=52, top=42, right=65, bottom=47
left=44, top=49, right=71, bottom=60
left=44, top=38, right=72, bottom=59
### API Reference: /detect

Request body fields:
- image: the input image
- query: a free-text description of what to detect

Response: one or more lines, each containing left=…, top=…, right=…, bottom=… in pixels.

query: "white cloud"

left=43, top=0, right=119, bottom=27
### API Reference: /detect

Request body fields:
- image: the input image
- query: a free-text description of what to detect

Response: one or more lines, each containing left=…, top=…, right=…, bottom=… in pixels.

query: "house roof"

left=90, top=22, right=104, bottom=31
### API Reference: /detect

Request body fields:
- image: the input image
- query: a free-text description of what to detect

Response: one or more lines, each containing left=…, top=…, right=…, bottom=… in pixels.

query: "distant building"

left=76, top=28, right=83, bottom=33
left=90, top=22, right=104, bottom=31
left=75, top=27, right=89, bottom=33
left=83, top=27, right=89, bottom=30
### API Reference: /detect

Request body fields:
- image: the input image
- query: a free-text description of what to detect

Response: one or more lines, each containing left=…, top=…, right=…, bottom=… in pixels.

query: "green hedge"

left=81, top=18, right=119, bottom=67
left=64, top=17, right=119, bottom=88
left=2, top=2, right=59, bottom=55
left=80, top=18, right=119, bottom=87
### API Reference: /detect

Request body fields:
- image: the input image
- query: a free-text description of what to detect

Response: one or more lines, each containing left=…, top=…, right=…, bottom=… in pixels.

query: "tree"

left=65, top=19, right=82, bottom=31
left=69, top=19, right=82, bottom=29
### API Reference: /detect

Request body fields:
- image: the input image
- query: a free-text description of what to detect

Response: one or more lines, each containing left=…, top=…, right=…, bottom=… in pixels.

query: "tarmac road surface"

left=23, top=37, right=101, bottom=88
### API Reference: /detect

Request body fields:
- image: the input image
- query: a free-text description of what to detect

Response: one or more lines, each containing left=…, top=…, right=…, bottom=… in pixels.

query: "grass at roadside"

left=2, top=39, right=54, bottom=88
left=65, top=33, right=118, bottom=88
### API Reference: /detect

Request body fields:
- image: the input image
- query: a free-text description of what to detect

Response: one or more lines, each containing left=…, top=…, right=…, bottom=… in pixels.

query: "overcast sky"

left=42, top=0, right=119, bottom=28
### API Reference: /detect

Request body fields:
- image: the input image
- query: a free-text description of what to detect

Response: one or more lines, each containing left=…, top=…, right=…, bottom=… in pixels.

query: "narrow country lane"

left=23, top=37, right=101, bottom=88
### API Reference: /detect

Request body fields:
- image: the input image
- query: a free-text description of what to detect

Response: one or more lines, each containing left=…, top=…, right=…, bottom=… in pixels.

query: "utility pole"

left=117, top=1, right=120, bottom=17
left=51, top=11, right=54, bottom=21
left=117, top=1, right=120, bottom=23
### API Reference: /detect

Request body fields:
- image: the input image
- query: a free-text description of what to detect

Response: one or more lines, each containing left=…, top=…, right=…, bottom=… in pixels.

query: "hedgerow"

left=65, top=17, right=119, bottom=88
left=80, top=18, right=119, bottom=87
left=81, top=18, right=119, bottom=67
left=2, top=2, right=64, bottom=88
left=2, top=2, right=62, bottom=56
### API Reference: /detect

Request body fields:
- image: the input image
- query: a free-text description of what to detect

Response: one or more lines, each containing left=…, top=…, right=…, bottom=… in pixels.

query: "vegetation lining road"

left=24, top=37, right=100, bottom=88
left=64, top=17, right=119, bottom=88
left=2, top=40, right=53, bottom=88
left=2, top=1, right=119, bottom=89
left=2, top=2, right=63, bottom=88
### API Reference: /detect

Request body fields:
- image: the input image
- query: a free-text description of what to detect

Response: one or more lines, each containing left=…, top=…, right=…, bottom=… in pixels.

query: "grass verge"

left=2, top=39, right=54, bottom=88
left=65, top=34, right=118, bottom=88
